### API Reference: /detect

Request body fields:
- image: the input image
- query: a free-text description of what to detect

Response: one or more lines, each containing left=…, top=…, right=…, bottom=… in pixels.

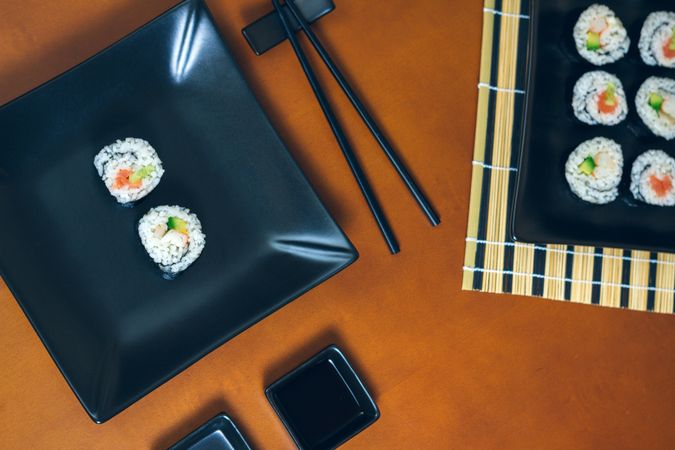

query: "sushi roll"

left=565, top=137, right=623, bottom=204
left=572, top=71, right=628, bottom=125
left=138, top=205, right=206, bottom=277
left=638, top=12, right=675, bottom=68
left=573, top=4, right=630, bottom=66
left=94, top=138, right=165, bottom=204
left=635, top=77, right=675, bottom=140
left=630, top=150, right=675, bottom=206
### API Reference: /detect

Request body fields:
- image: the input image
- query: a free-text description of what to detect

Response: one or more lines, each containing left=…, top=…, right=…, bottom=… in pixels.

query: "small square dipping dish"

left=168, top=413, right=251, bottom=450
left=265, top=346, right=379, bottom=450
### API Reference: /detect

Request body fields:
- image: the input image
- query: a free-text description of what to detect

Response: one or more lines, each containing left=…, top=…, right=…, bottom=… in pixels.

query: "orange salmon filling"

left=664, top=37, right=675, bottom=59
left=598, top=89, right=618, bottom=114
left=114, top=168, right=142, bottom=189
left=598, top=83, right=619, bottom=114
left=649, top=174, right=673, bottom=197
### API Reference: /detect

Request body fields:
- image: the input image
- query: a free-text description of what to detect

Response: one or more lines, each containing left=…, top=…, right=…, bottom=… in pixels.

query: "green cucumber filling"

left=587, top=32, right=601, bottom=51
left=648, top=93, right=664, bottom=113
left=167, top=216, right=188, bottom=234
left=579, top=156, right=596, bottom=175
left=604, top=83, right=616, bottom=105
left=129, top=165, right=155, bottom=183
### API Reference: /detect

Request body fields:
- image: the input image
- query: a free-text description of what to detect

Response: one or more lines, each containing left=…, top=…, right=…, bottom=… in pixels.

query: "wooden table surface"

left=2, top=0, right=675, bottom=448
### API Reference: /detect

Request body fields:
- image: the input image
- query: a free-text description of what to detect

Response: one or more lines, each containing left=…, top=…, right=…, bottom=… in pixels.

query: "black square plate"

left=265, top=346, right=379, bottom=450
left=513, top=0, right=675, bottom=251
left=168, top=413, right=251, bottom=450
left=0, top=0, right=356, bottom=423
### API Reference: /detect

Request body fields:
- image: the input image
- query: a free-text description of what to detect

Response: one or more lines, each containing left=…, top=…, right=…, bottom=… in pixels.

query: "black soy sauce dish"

left=265, top=346, right=379, bottom=450
left=168, top=413, right=252, bottom=450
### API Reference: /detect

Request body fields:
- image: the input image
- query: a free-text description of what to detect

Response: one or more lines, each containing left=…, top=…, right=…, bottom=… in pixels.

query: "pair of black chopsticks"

left=271, top=0, right=439, bottom=254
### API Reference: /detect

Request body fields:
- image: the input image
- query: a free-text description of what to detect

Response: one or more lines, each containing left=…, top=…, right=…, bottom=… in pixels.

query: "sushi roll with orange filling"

left=639, top=12, right=675, bottom=68
left=94, top=138, right=164, bottom=204
left=630, top=150, right=675, bottom=206
left=573, top=71, right=628, bottom=125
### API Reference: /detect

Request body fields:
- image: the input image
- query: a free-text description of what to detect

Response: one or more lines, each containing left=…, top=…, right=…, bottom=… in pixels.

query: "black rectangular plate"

left=265, top=345, right=379, bottom=450
left=0, top=0, right=356, bottom=423
left=513, top=0, right=675, bottom=251
left=168, top=413, right=251, bottom=450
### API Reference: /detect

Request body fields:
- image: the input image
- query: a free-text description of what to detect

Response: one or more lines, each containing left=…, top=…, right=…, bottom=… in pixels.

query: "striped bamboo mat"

left=462, top=0, right=675, bottom=314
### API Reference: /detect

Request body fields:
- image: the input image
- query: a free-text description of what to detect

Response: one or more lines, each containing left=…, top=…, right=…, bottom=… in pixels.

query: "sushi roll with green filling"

left=138, top=205, right=206, bottom=277
left=94, top=138, right=164, bottom=204
left=630, top=150, right=675, bottom=206
left=635, top=77, right=675, bottom=140
left=573, top=4, right=630, bottom=66
left=573, top=71, right=628, bottom=125
left=639, top=12, right=675, bottom=68
left=565, top=137, right=623, bottom=204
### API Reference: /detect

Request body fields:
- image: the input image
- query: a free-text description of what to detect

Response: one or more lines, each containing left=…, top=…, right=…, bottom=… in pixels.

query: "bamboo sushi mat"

left=462, top=0, right=675, bottom=314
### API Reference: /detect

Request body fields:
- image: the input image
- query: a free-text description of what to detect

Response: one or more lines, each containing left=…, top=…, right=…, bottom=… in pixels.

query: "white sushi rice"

left=138, top=205, right=206, bottom=276
left=639, top=11, right=675, bottom=68
left=572, top=71, right=628, bottom=125
left=630, top=150, right=675, bottom=206
left=565, top=137, right=623, bottom=204
left=635, top=77, right=675, bottom=140
left=94, top=137, right=165, bottom=204
left=573, top=4, right=630, bottom=66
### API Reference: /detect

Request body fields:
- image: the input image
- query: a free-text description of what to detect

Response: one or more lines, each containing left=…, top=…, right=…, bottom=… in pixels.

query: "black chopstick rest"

left=242, top=0, right=335, bottom=55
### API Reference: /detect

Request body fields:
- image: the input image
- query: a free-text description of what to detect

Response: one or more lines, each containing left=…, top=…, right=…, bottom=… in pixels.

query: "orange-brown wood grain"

left=1, top=1, right=675, bottom=448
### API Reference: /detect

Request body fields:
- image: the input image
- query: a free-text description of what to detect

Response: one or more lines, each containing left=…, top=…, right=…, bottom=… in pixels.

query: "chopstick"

left=271, top=0, right=400, bottom=254
left=284, top=0, right=440, bottom=227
